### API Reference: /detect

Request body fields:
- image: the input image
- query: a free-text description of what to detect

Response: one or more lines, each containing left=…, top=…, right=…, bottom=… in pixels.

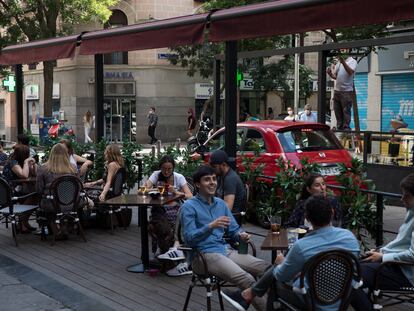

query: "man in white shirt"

left=327, top=50, right=357, bottom=130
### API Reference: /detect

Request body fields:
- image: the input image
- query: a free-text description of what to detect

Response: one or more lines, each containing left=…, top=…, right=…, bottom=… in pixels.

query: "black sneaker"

left=221, top=289, right=250, bottom=311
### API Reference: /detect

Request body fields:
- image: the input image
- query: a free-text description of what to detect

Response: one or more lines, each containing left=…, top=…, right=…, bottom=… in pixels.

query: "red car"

left=197, top=120, right=352, bottom=183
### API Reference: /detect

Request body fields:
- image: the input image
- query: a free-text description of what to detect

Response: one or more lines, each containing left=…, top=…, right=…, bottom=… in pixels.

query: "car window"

left=243, top=129, right=266, bottom=152
left=206, top=129, right=244, bottom=151
left=277, top=128, right=341, bottom=152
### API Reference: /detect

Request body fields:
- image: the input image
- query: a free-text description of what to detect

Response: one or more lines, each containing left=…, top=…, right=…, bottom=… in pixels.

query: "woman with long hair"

left=83, top=110, right=93, bottom=144
left=37, top=143, right=78, bottom=238
left=187, top=108, right=196, bottom=136
left=284, top=173, right=343, bottom=228
left=2, top=144, right=37, bottom=232
left=84, top=144, right=124, bottom=202
left=60, top=139, right=93, bottom=179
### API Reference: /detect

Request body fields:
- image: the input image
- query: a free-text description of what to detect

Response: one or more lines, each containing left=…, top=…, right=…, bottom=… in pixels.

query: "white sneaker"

left=157, top=248, right=185, bottom=261
left=166, top=262, right=192, bottom=277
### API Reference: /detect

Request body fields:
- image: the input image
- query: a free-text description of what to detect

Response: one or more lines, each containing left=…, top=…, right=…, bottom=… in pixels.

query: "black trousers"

left=351, top=262, right=412, bottom=311
left=251, top=266, right=306, bottom=309
left=148, top=125, right=157, bottom=143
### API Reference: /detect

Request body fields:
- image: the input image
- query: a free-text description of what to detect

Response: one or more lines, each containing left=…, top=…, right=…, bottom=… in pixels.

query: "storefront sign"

left=53, top=83, right=60, bottom=99
left=25, top=85, right=39, bottom=100
left=104, top=72, right=134, bottom=79
left=239, top=79, right=254, bottom=90
left=195, top=83, right=224, bottom=99
left=157, top=53, right=178, bottom=59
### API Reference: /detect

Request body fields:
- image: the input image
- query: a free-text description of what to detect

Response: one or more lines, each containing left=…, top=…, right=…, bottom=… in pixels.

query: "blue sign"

left=157, top=53, right=178, bottom=59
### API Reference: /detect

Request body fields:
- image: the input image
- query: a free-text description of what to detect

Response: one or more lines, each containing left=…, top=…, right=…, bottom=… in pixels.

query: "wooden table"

left=101, top=193, right=184, bottom=273
left=260, top=229, right=289, bottom=263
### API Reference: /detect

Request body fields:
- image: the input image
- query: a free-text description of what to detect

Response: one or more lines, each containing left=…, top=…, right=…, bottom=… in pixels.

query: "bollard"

left=151, top=145, right=156, bottom=158
left=156, top=140, right=161, bottom=155
left=176, top=138, right=181, bottom=151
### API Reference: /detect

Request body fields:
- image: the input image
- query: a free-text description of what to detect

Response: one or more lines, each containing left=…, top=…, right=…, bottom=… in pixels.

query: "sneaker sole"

left=220, top=291, right=248, bottom=311
left=166, top=270, right=193, bottom=277
left=157, top=255, right=186, bottom=261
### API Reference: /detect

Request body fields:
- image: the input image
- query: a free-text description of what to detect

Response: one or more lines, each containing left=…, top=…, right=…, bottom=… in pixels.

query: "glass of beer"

left=140, top=185, right=147, bottom=198
left=270, top=216, right=281, bottom=234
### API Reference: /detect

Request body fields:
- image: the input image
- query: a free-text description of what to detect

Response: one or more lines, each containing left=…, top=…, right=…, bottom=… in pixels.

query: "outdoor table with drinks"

left=261, top=216, right=305, bottom=262
left=101, top=184, right=184, bottom=273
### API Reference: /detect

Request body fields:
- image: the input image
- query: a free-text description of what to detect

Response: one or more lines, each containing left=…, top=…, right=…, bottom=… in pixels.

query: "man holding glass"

left=181, top=165, right=271, bottom=311
left=221, top=195, right=360, bottom=311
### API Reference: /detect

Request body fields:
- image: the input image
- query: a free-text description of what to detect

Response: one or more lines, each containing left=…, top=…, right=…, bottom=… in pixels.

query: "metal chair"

left=0, top=177, right=38, bottom=246
left=46, top=175, right=87, bottom=245
left=275, top=249, right=362, bottom=311
left=182, top=241, right=256, bottom=311
left=94, top=167, right=127, bottom=234
left=372, top=261, right=414, bottom=309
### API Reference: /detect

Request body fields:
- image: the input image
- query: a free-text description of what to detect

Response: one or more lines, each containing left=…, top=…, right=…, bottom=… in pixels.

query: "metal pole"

left=294, top=34, right=300, bottom=114
left=94, top=54, right=104, bottom=140
left=224, top=41, right=238, bottom=170
left=15, top=64, right=23, bottom=135
left=376, top=194, right=384, bottom=247
left=214, top=59, right=221, bottom=127
left=363, top=131, right=372, bottom=165
left=317, top=50, right=327, bottom=124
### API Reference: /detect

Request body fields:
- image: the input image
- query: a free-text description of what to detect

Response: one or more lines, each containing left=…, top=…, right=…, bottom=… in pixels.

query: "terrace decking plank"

left=0, top=227, right=218, bottom=311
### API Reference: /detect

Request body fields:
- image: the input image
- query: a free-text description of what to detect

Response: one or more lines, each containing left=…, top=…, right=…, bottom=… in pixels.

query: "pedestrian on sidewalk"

left=147, top=107, right=158, bottom=144
left=83, top=110, right=94, bottom=144
left=187, top=107, right=196, bottom=136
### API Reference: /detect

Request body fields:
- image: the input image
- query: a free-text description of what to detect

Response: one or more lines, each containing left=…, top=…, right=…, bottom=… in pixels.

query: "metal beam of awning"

left=209, top=0, right=414, bottom=42
left=79, top=13, right=208, bottom=55
left=0, top=35, right=78, bottom=65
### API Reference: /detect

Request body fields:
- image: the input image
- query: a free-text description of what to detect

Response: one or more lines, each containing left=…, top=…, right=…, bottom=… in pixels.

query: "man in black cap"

left=209, top=150, right=245, bottom=213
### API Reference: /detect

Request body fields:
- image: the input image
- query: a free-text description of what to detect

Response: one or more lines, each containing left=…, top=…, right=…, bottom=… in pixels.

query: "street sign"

left=2, top=75, right=16, bottom=92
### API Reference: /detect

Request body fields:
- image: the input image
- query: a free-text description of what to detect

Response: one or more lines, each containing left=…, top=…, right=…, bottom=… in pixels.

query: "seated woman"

left=145, top=155, right=192, bottom=275
left=284, top=173, right=343, bottom=229
left=84, top=144, right=124, bottom=202
left=60, top=139, right=93, bottom=180
left=2, top=144, right=37, bottom=233
left=36, top=143, right=77, bottom=237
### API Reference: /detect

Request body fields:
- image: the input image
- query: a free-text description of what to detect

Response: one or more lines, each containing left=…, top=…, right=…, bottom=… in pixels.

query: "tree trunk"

left=43, top=61, right=54, bottom=117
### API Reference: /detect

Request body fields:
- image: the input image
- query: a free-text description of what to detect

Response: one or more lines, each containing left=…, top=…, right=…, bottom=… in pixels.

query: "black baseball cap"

left=209, top=150, right=229, bottom=165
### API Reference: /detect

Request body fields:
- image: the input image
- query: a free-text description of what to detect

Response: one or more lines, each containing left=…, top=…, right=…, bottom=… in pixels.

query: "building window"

left=104, top=10, right=128, bottom=65
left=28, top=63, right=37, bottom=70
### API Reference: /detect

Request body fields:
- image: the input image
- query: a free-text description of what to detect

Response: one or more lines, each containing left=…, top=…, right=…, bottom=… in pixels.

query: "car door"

left=239, top=128, right=277, bottom=176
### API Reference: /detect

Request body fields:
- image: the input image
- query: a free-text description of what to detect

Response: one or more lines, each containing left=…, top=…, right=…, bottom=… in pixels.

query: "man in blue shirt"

left=221, top=195, right=360, bottom=311
left=181, top=165, right=271, bottom=311
left=351, top=173, right=414, bottom=310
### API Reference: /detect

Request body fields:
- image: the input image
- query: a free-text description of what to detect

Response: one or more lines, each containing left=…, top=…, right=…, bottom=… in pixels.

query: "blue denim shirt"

left=273, top=226, right=360, bottom=311
left=181, top=194, right=240, bottom=255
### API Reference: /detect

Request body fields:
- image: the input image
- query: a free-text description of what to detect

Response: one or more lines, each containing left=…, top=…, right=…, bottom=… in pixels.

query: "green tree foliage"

left=0, top=0, right=119, bottom=115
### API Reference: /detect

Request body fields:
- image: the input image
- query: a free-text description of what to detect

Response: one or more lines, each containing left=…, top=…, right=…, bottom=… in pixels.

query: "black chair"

left=0, top=177, right=38, bottom=246
left=185, top=176, right=197, bottom=196
left=274, top=249, right=362, bottom=311
left=182, top=240, right=256, bottom=311
left=372, top=261, right=414, bottom=309
left=94, top=167, right=128, bottom=234
left=44, top=175, right=87, bottom=245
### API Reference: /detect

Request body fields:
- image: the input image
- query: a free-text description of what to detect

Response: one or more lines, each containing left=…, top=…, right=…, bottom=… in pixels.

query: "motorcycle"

left=48, top=118, right=75, bottom=140
left=187, top=117, right=213, bottom=152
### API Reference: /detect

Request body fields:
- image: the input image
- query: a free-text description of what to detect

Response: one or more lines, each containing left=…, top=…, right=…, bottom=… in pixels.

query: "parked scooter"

left=187, top=116, right=213, bottom=152
left=48, top=118, right=75, bottom=140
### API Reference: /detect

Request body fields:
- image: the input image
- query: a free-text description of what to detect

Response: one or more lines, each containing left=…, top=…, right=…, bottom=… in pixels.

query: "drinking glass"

left=140, top=185, right=147, bottom=198
left=270, top=216, right=281, bottom=234
left=287, top=229, right=299, bottom=247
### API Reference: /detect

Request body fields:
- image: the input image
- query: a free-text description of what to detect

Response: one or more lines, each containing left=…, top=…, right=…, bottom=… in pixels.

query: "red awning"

left=79, top=13, right=208, bottom=55
left=0, top=35, right=78, bottom=65
left=209, top=0, right=414, bottom=42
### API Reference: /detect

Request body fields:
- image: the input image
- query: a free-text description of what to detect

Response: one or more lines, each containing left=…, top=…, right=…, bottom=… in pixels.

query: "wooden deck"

left=0, top=209, right=409, bottom=311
